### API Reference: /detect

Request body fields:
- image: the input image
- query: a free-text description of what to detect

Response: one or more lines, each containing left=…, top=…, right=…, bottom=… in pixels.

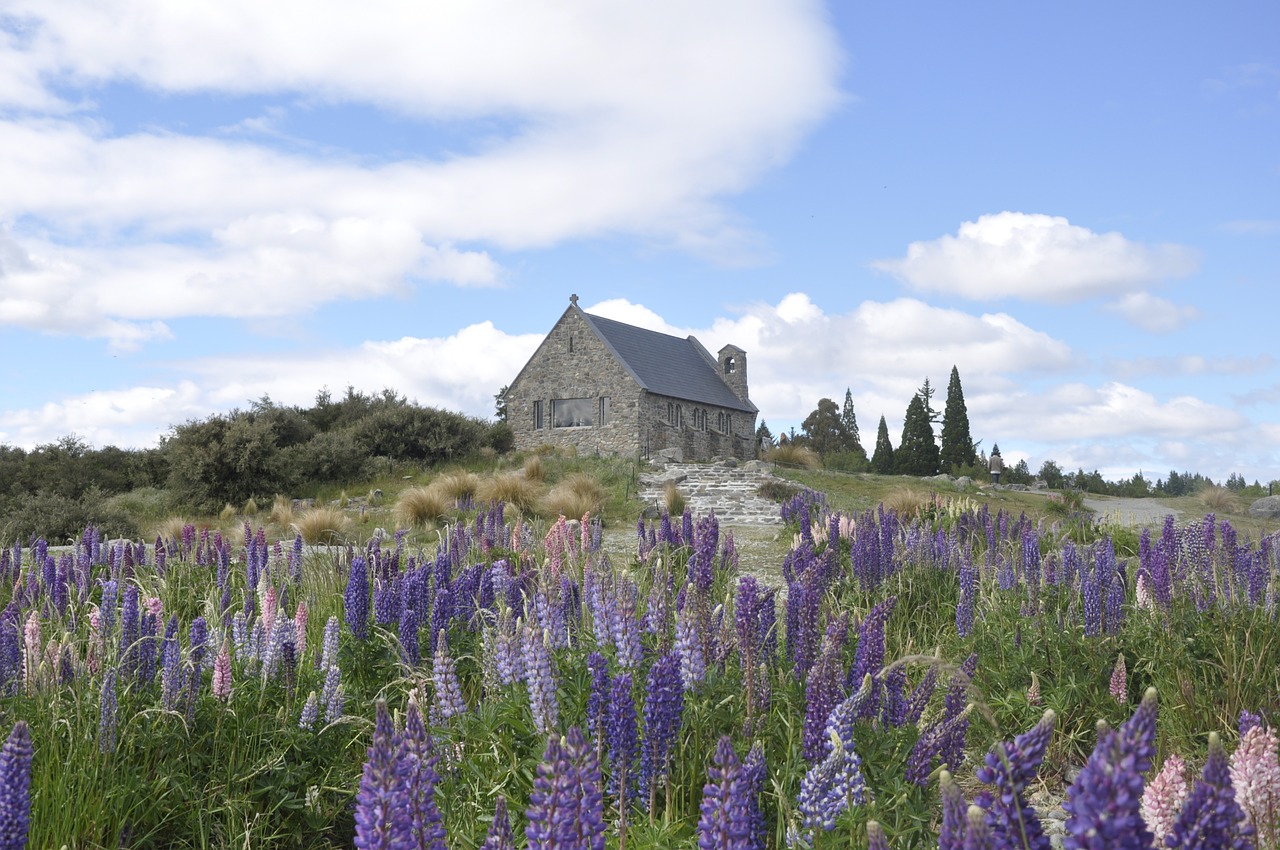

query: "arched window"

left=724, top=357, right=736, bottom=374
left=676, top=405, right=684, bottom=428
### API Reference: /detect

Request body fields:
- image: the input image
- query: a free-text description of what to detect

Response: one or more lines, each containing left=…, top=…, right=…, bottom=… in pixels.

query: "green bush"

left=824, top=450, right=870, bottom=473
left=0, top=487, right=138, bottom=544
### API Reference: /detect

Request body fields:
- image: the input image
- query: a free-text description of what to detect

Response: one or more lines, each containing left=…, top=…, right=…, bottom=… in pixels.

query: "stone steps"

left=637, top=460, right=784, bottom=526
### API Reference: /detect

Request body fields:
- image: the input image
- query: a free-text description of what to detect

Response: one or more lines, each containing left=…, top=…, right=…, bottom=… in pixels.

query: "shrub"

left=292, top=506, right=351, bottom=545
left=395, top=486, right=452, bottom=528
left=664, top=481, right=687, bottom=516
left=479, top=473, right=544, bottom=516
left=757, top=478, right=801, bottom=503
left=1199, top=485, right=1239, bottom=513
left=0, top=487, right=137, bottom=544
left=825, top=450, right=869, bottom=473
left=486, top=421, right=516, bottom=454
left=764, top=444, right=821, bottom=470
left=101, top=487, right=174, bottom=522
left=543, top=473, right=605, bottom=519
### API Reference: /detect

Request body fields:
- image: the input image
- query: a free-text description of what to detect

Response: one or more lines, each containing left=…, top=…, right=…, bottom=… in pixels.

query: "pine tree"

left=840, top=389, right=863, bottom=453
left=756, top=421, right=774, bottom=448
left=871, top=416, right=895, bottom=474
left=917, top=377, right=940, bottom=424
left=896, top=394, right=940, bottom=476
left=939, top=366, right=976, bottom=472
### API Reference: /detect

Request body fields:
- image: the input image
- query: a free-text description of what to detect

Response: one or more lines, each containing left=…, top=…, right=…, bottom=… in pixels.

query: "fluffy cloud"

left=1103, top=292, right=1200, bottom=333
left=0, top=2, right=842, bottom=342
left=873, top=212, right=1198, bottom=302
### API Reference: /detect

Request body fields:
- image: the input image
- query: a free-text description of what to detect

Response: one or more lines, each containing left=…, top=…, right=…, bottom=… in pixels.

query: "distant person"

left=989, top=446, right=1004, bottom=485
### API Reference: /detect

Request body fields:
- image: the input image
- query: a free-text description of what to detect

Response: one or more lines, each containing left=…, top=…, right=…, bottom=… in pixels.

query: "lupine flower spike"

left=0, top=721, right=32, bottom=850
left=482, top=796, right=515, bottom=850
left=1165, top=732, right=1253, bottom=850
left=1109, top=654, right=1127, bottom=705
left=867, top=820, right=890, bottom=850
left=1142, top=754, right=1188, bottom=848
left=1229, top=721, right=1280, bottom=848
left=353, top=700, right=409, bottom=848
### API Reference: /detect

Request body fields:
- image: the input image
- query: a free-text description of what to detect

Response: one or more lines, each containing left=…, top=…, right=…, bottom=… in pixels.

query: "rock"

left=923, top=473, right=953, bottom=484
left=1005, top=483, right=1029, bottom=491
left=654, top=447, right=684, bottom=462
left=954, top=476, right=974, bottom=488
left=641, top=505, right=663, bottom=520
left=1249, top=495, right=1280, bottom=518
left=717, top=458, right=739, bottom=468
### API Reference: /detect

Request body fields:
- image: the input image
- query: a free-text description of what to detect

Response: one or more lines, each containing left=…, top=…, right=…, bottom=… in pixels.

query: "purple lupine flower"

left=1165, top=732, right=1253, bottom=850
left=99, top=665, right=119, bottom=753
left=956, top=557, right=977, bottom=638
left=354, top=700, right=410, bottom=849
left=322, top=665, right=344, bottom=724
left=867, top=821, right=889, bottom=850
left=1061, top=688, right=1157, bottom=850
left=640, top=651, right=684, bottom=808
left=345, top=556, right=370, bottom=641
left=484, top=796, right=515, bottom=850
left=963, top=803, right=993, bottom=850
left=803, top=628, right=847, bottom=763
left=522, top=625, right=559, bottom=736
left=612, top=581, right=643, bottom=670
left=903, top=666, right=938, bottom=726
left=320, top=616, right=340, bottom=672
left=939, top=770, right=967, bottom=850
left=585, top=652, right=611, bottom=740
left=697, top=736, right=750, bottom=850
left=300, top=691, right=320, bottom=730
left=492, top=618, right=523, bottom=686
left=937, top=654, right=978, bottom=775
left=121, top=584, right=140, bottom=680
left=974, top=710, right=1055, bottom=850
left=431, top=630, right=467, bottom=721
left=1238, top=709, right=1263, bottom=739
left=0, top=721, right=32, bottom=850
left=847, top=596, right=897, bottom=717
left=398, top=698, right=448, bottom=850
left=525, top=726, right=607, bottom=850
left=796, top=727, right=868, bottom=837
left=160, top=614, right=182, bottom=711
left=880, top=665, right=907, bottom=728
left=399, top=604, right=420, bottom=667
left=605, top=673, right=639, bottom=803
left=675, top=602, right=706, bottom=690
left=740, top=743, right=767, bottom=850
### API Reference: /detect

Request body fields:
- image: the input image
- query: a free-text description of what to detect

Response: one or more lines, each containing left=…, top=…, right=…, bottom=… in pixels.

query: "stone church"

left=505, top=296, right=758, bottom=461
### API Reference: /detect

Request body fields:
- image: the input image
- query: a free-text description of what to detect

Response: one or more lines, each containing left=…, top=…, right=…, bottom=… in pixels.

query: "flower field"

left=3, top=488, right=1280, bottom=848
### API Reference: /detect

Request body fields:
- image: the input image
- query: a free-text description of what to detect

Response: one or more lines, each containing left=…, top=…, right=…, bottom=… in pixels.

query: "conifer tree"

left=840, top=389, right=863, bottom=454
left=871, top=416, right=895, bottom=474
left=939, top=366, right=977, bottom=472
left=896, top=394, right=940, bottom=476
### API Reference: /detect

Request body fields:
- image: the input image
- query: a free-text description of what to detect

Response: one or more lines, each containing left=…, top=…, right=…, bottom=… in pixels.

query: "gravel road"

left=1081, top=496, right=1180, bottom=527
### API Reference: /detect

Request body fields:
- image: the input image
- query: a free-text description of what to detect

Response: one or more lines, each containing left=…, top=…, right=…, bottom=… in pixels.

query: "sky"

left=0, top=1, right=1278, bottom=484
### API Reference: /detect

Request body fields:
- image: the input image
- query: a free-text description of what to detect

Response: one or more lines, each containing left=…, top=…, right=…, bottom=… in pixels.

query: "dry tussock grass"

left=544, top=472, right=605, bottom=519
left=270, top=495, right=294, bottom=528
left=884, top=487, right=929, bottom=519
left=433, top=470, right=481, bottom=502
left=219, top=504, right=237, bottom=521
left=292, top=506, right=351, bottom=545
left=663, top=480, right=687, bottom=517
left=395, top=486, right=452, bottom=528
left=479, top=473, right=544, bottom=516
left=242, top=497, right=259, bottom=516
left=1199, top=485, right=1240, bottom=514
left=765, top=444, right=822, bottom=470
left=522, top=455, right=546, bottom=482
left=152, top=516, right=191, bottom=544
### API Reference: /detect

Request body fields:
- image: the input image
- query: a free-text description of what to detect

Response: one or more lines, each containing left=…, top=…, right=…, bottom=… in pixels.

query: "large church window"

left=552, top=398, right=594, bottom=427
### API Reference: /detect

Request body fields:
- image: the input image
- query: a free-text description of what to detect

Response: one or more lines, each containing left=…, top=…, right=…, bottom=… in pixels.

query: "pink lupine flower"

left=1110, top=654, right=1127, bottom=704
left=1141, top=753, right=1188, bottom=846
left=581, top=511, right=591, bottom=551
left=263, top=587, right=278, bottom=636
left=143, top=597, right=164, bottom=618
left=1135, top=574, right=1153, bottom=610
left=294, top=600, right=309, bottom=657
left=1026, top=673, right=1041, bottom=706
left=212, top=642, right=232, bottom=701
left=1230, top=723, right=1280, bottom=848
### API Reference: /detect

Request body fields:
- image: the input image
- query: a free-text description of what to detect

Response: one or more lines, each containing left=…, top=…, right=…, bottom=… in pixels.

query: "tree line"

left=761, top=366, right=1267, bottom=497
left=0, top=387, right=511, bottom=542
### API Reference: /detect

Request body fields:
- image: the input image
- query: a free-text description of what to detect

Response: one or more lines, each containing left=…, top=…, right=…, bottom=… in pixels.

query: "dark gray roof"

left=581, top=311, right=756, bottom=413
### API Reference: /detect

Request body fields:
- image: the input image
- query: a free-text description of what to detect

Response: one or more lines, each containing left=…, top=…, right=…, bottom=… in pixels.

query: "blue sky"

left=0, top=1, right=1277, bottom=483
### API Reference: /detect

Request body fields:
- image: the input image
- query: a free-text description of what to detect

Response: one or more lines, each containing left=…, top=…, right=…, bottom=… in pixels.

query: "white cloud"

left=1103, top=292, right=1200, bottom=333
left=0, top=2, right=842, bottom=343
left=872, top=212, right=1198, bottom=302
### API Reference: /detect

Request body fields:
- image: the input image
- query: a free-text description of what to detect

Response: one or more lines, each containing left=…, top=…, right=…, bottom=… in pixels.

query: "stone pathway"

left=636, top=460, right=784, bottom=526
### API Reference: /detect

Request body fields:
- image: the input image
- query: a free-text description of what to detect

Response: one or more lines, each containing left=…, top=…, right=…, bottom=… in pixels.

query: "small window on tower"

left=725, top=357, right=736, bottom=374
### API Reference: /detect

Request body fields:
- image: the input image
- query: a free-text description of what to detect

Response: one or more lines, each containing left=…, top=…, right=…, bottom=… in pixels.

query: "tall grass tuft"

left=219, top=503, right=237, bottom=521
left=395, top=486, right=452, bottom=528
left=478, top=473, right=544, bottom=517
left=883, top=487, right=928, bottom=519
left=663, top=480, right=687, bottom=517
left=1199, top=485, right=1239, bottom=513
left=522, top=455, right=546, bottom=482
left=433, top=470, right=481, bottom=503
left=242, top=496, right=259, bottom=516
left=292, top=505, right=351, bottom=544
left=764, top=444, right=821, bottom=470
left=269, top=495, right=294, bottom=529
left=151, top=516, right=191, bottom=544
left=543, top=472, right=605, bottom=519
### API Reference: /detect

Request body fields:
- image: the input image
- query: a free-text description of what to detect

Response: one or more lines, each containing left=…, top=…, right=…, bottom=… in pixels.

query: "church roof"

left=581, top=311, right=756, bottom=413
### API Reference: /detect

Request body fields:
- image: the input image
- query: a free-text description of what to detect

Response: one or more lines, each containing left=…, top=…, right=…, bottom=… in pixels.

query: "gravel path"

left=1081, top=495, right=1180, bottom=527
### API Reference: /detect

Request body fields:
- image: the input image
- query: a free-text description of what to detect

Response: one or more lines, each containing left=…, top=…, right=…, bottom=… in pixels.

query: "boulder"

left=954, top=476, right=974, bottom=489
left=1249, top=495, right=1280, bottom=518
left=654, top=447, right=684, bottom=463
